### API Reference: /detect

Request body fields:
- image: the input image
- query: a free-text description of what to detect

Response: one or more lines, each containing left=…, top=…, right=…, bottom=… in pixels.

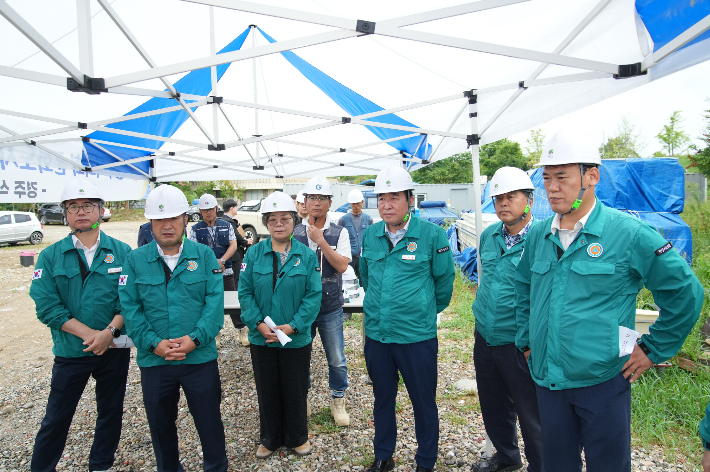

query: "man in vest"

left=188, top=194, right=246, bottom=344
left=360, top=165, right=455, bottom=472
left=120, top=185, right=228, bottom=472
left=30, top=179, right=132, bottom=472
left=293, top=176, right=351, bottom=426
left=338, top=188, right=373, bottom=280
left=471, top=167, right=543, bottom=472
left=516, top=132, right=704, bottom=472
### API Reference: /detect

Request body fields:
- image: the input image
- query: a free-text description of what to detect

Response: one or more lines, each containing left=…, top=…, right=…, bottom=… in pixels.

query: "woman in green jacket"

left=238, top=191, right=322, bottom=459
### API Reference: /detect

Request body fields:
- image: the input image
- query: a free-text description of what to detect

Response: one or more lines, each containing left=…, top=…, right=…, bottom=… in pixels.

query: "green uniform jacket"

left=119, top=239, right=224, bottom=367
left=473, top=219, right=538, bottom=346
left=361, top=216, right=455, bottom=344
left=515, top=199, right=703, bottom=390
left=30, top=232, right=131, bottom=358
left=700, top=402, right=710, bottom=451
left=238, top=237, right=321, bottom=348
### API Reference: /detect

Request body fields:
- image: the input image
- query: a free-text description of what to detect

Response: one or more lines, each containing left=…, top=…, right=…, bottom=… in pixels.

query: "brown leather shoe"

left=293, top=440, right=312, bottom=456
left=255, top=444, right=273, bottom=459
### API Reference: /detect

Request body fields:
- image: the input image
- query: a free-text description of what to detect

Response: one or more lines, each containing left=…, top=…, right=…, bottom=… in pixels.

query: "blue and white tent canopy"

left=0, top=0, right=709, bottom=182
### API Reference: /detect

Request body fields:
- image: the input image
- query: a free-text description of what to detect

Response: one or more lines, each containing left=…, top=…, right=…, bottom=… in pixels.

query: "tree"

left=686, top=99, right=710, bottom=178
left=410, top=152, right=473, bottom=184
left=656, top=111, right=690, bottom=157
left=214, top=180, right=245, bottom=200
left=524, top=129, right=545, bottom=167
left=478, top=138, right=529, bottom=177
left=600, top=117, right=644, bottom=159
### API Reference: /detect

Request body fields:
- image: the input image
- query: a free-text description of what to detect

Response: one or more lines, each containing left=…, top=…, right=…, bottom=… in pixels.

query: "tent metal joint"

left=81, top=136, right=90, bottom=142
left=518, top=80, right=528, bottom=90
left=466, top=134, right=480, bottom=147
left=356, top=20, right=375, bottom=34
left=30, top=140, right=36, bottom=146
left=275, top=175, right=284, bottom=178
left=342, top=117, right=352, bottom=124
left=614, top=62, right=647, bottom=79
left=208, top=144, right=226, bottom=151
left=253, top=165, right=265, bottom=170
left=78, top=122, right=88, bottom=129
left=340, top=148, right=346, bottom=152
left=209, top=96, right=223, bottom=104
left=169, top=152, right=175, bottom=156
left=67, top=75, right=106, bottom=94
left=469, top=112, right=477, bottom=118
left=339, top=163, right=345, bottom=166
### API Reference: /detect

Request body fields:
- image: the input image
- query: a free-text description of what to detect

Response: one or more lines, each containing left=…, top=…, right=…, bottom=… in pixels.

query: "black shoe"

left=415, top=465, right=434, bottom=472
left=365, top=458, right=395, bottom=472
left=471, top=455, right=523, bottom=472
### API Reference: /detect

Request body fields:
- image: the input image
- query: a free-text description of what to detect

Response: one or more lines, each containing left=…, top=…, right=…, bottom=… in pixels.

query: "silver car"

left=0, top=211, right=44, bottom=246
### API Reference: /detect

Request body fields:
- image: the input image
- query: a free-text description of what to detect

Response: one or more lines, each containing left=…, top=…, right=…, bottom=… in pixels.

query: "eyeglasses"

left=267, top=216, right=293, bottom=226
left=66, top=203, right=97, bottom=214
left=307, top=195, right=330, bottom=202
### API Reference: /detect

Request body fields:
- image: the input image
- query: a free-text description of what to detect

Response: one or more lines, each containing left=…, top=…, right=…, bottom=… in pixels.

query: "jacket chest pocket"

left=567, top=260, right=618, bottom=303
left=134, top=275, right=165, bottom=302
left=216, top=229, right=230, bottom=246
left=363, top=250, right=386, bottom=266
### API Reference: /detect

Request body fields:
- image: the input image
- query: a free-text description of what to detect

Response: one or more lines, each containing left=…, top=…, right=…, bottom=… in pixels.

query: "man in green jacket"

left=699, top=403, right=710, bottom=471
left=515, top=132, right=704, bottom=472
left=119, top=185, right=228, bottom=472
left=361, top=166, right=455, bottom=472
left=471, top=167, right=542, bottom=472
left=30, top=179, right=131, bottom=472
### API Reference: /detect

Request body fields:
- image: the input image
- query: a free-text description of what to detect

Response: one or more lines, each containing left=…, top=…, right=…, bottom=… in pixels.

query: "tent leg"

left=252, top=25, right=260, bottom=169
left=467, top=93, right=483, bottom=285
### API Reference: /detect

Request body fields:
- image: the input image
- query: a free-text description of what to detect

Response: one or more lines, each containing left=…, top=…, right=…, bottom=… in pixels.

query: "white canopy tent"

left=1, top=0, right=710, bottom=280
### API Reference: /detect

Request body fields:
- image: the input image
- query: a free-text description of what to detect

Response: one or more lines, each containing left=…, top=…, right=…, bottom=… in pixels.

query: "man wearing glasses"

left=30, top=179, right=132, bottom=472
left=189, top=194, right=245, bottom=343
left=293, top=176, right=352, bottom=426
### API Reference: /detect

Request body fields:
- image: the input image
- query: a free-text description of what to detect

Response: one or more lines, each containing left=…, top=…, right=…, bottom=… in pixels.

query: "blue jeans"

left=309, top=307, right=348, bottom=394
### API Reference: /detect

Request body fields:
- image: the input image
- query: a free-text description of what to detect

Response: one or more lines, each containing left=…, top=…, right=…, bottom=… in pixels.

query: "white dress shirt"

left=301, top=214, right=352, bottom=261
left=551, top=200, right=597, bottom=250
left=72, top=233, right=100, bottom=267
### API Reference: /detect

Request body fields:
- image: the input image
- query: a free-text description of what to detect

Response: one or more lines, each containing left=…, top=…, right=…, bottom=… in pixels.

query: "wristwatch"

left=220, top=258, right=226, bottom=264
left=637, top=340, right=652, bottom=356
left=107, top=325, right=121, bottom=338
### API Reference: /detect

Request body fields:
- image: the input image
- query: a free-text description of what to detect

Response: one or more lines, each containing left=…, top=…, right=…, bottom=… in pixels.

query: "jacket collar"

left=264, top=236, right=306, bottom=256
left=60, top=230, right=111, bottom=255
left=377, top=215, right=421, bottom=240
left=543, top=197, right=606, bottom=244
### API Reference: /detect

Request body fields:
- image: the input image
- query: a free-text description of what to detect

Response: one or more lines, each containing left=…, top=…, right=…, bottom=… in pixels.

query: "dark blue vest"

left=294, top=222, right=344, bottom=314
left=192, top=219, right=233, bottom=269
left=339, top=212, right=373, bottom=256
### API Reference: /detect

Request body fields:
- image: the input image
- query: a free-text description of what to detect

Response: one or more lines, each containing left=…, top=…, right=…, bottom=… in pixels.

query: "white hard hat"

left=145, top=185, right=189, bottom=219
left=60, top=179, right=104, bottom=204
left=296, top=190, right=306, bottom=204
left=261, top=191, right=297, bottom=214
left=198, top=194, right=219, bottom=209
left=373, top=166, right=414, bottom=194
left=489, top=167, right=535, bottom=197
left=348, top=189, right=364, bottom=204
left=536, top=132, right=602, bottom=167
left=303, top=176, right=333, bottom=196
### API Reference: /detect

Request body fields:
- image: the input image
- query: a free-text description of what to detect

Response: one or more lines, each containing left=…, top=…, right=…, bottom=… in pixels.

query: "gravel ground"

left=0, top=222, right=699, bottom=472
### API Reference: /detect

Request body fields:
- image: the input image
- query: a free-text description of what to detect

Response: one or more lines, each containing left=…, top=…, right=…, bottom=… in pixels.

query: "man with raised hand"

left=361, top=165, right=455, bottom=472
left=293, top=176, right=352, bottom=426
left=30, top=179, right=131, bottom=472
left=515, top=132, right=704, bottom=472
left=471, top=167, right=543, bottom=472
left=120, top=185, right=227, bottom=472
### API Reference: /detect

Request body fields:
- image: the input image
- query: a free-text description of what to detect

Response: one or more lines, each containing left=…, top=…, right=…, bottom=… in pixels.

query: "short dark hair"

left=582, top=164, right=598, bottom=175
left=290, top=194, right=297, bottom=200
left=223, top=199, right=238, bottom=212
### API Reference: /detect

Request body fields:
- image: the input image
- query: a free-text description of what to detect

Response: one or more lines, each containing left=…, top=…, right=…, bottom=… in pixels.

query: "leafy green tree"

left=410, top=152, right=473, bottom=184
left=214, top=180, right=245, bottom=200
left=686, top=99, right=710, bottom=178
left=524, top=129, right=545, bottom=167
left=337, top=175, right=376, bottom=184
left=656, top=111, right=690, bottom=157
left=600, top=117, right=644, bottom=159
left=478, top=138, right=529, bottom=177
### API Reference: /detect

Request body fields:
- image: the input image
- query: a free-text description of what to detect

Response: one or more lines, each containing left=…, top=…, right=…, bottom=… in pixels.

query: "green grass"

left=308, top=407, right=340, bottom=434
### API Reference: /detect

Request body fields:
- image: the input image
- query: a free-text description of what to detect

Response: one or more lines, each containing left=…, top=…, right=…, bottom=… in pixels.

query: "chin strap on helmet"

left=66, top=202, right=104, bottom=236
left=561, top=164, right=590, bottom=218
left=509, top=193, right=533, bottom=226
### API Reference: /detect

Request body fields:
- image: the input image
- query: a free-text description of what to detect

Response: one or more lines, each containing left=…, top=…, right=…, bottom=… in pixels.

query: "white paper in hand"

left=113, top=335, right=135, bottom=349
left=264, top=316, right=292, bottom=346
left=619, top=326, right=639, bottom=358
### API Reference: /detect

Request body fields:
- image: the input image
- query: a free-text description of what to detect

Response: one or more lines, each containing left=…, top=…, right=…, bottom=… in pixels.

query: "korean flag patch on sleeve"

left=32, top=269, right=42, bottom=281
left=240, top=263, right=247, bottom=272
left=118, top=275, right=128, bottom=286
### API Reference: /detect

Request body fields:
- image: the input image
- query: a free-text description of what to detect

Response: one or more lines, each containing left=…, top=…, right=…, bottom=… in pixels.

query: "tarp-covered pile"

left=419, top=201, right=460, bottom=226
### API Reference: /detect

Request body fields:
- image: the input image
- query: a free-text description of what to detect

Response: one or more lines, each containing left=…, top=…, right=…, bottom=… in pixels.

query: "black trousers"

left=250, top=344, right=311, bottom=450
left=474, top=330, right=544, bottom=471
left=223, top=273, right=244, bottom=329
left=31, top=349, right=130, bottom=472
left=350, top=255, right=360, bottom=279
left=141, top=360, right=227, bottom=472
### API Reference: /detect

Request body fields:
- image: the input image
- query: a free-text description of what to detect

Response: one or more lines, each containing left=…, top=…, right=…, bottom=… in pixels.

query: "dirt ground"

left=0, top=219, right=161, bottom=385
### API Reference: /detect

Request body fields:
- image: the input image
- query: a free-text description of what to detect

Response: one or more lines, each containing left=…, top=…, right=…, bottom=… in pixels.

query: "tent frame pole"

left=467, top=93, right=483, bottom=285
left=252, top=25, right=260, bottom=169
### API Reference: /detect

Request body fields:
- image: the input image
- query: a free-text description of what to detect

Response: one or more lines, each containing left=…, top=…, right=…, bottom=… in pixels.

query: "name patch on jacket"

left=107, top=267, right=122, bottom=274
left=655, top=242, right=673, bottom=256
left=212, top=269, right=223, bottom=274
left=437, top=246, right=450, bottom=254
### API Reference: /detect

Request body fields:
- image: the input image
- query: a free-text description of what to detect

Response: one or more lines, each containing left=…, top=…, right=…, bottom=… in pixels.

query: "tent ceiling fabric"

left=0, top=0, right=709, bottom=182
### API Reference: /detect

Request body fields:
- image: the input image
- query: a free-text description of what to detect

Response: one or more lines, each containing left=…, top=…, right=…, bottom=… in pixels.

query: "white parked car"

left=0, top=211, right=44, bottom=245
left=102, top=207, right=112, bottom=222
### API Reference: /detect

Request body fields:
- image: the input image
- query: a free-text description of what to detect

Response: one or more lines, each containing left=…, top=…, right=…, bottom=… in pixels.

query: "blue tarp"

left=636, top=0, right=710, bottom=53
left=258, top=28, right=432, bottom=162
left=82, top=27, right=252, bottom=176
left=476, top=158, right=693, bottom=262
left=447, top=224, right=478, bottom=283
left=418, top=201, right=460, bottom=226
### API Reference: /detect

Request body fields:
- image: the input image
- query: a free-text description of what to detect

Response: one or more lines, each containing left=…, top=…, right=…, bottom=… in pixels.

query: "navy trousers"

left=364, top=337, right=439, bottom=469
left=474, top=330, right=544, bottom=471
left=31, top=349, right=130, bottom=472
left=140, top=360, right=227, bottom=472
left=535, top=373, right=631, bottom=472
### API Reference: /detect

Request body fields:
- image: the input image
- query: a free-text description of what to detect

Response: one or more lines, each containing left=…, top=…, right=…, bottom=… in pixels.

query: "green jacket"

left=30, top=232, right=131, bottom=358
left=238, top=237, right=321, bottom=348
left=473, top=219, right=537, bottom=346
left=700, top=402, right=710, bottom=451
left=119, top=239, right=224, bottom=367
left=515, top=199, right=703, bottom=390
left=361, top=216, right=455, bottom=344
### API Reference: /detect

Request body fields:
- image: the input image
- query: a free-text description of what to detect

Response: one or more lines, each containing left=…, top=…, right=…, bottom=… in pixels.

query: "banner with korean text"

left=0, top=161, right=151, bottom=203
